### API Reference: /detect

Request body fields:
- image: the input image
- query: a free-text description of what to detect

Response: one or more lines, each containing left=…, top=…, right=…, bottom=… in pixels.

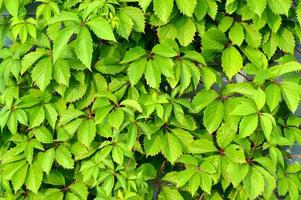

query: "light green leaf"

left=87, top=17, right=116, bottom=41
left=39, top=148, right=55, bottom=174
left=227, top=163, right=249, bottom=187
left=175, top=17, right=196, bottom=46
left=120, top=6, right=145, bottom=32
left=120, top=99, right=142, bottom=112
left=229, top=22, right=244, bottom=46
left=247, top=0, right=267, bottom=16
left=53, top=26, right=77, bottom=63
left=252, top=88, right=266, bottom=110
left=191, top=89, right=219, bottom=112
left=30, top=106, right=45, bottom=128
left=145, top=60, right=161, bottom=89
left=75, top=27, right=93, bottom=69
left=277, top=28, right=295, bottom=54
left=44, top=103, right=58, bottom=129
left=203, top=101, right=224, bottom=133
left=175, top=0, right=197, bottom=17
left=153, top=0, right=174, bottom=22
left=116, top=12, right=133, bottom=39
left=121, top=47, right=146, bottom=63
left=239, top=114, right=258, bottom=138
left=128, top=57, right=147, bottom=85
left=243, top=167, right=265, bottom=199
left=53, top=59, right=70, bottom=86
left=55, top=145, right=74, bottom=169
left=188, top=138, right=218, bottom=154
left=222, top=46, right=243, bottom=79
left=161, top=133, right=182, bottom=164
left=112, top=146, right=124, bottom=165
left=12, top=163, right=28, bottom=192
left=78, top=119, right=96, bottom=147
left=4, top=0, right=18, bottom=17
left=280, top=81, right=301, bottom=113
left=25, top=162, right=43, bottom=193
left=260, top=113, right=274, bottom=140
left=31, top=57, right=52, bottom=91
left=159, top=186, right=184, bottom=200
left=108, top=109, right=124, bottom=129
left=33, top=126, right=53, bottom=143
left=267, top=0, right=291, bottom=15
left=225, top=144, right=246, bottom=164
left=265, top=84, right=281, bottom=111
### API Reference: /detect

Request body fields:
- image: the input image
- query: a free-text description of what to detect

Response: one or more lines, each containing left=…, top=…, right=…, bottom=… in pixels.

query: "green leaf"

left=87, top=17, right=116, bottom=41
left=260, top=113, right=274, bottom=140
left=44, top=104, right=58, bottom=129
left=175, top=0, right=197, bottom=17
left=53, top=59, right=70, bottom=86
left=267, top=0, right=291, bottom=15
left=280, top=81, right=301, bottom=113
left=265, top=84, right=281, bottom=111
left=144, top=60, right=161, bottom=89
left=200, top=173, right=212, bottom=194
left=31, top=57, right=52, bottom=91
left=120, top=99, right=142, bottom=112
left=159, top=186, right=184, bottom=200
left=277, top=29, right=295, bottom=54
left=188, top=138, right=218, bottom=154
left=55, top=145, right=74, bottom=169
left=243, top=167, right=265, bottom=199
left=239, top=114, right=258, bottom=138
left=30, top=106, right=45, bottom=128
left=53, top=26, right=76, bottom=63
left=222, top=46, right=243, bottom=79
left=229, top=22, right=244, bottom=46
left=12, top=163, right=28, bottom=192
left=68, top=182, right=88, bottom=200
left=153, top=0, right=174, bottom=22
left=161, top=133, right=182, bottom=164
left=121, top=47, right=146, bottom=63
left=39, top=148, right=55, bottom=174
left=75, top=27, right=93, bottom=69
left=127, top=57, right=147, bottom=85
left=247, top=0, right=267, bottom=16
left=192, top=89, right=219, bottom=112
left=4, top=0, right=18, bottom=17
left=78, top=119, right=96, bottom=147
left=203, top=101, right=224, bottom=133
left=25, top=162, right=43, bottom=193
left=227, top=163, right=249, bottom=187
left=116, top=12, right=134, bottom=39
left=21, top=49, right=47, bottom=75
left=252, top=88, right=266, bottom=110
left=33, top=126, right=53, bottom=143
left=230, top=101, right=257, bottom=116
left=144, top=132, right=162, bottom=156
left=112, top=146, right=124, bottom=165
left=120, top=7, right=145, bottom=32
left=225, top=144, right=246, bottom=164
left=108, top=109, right=124, bottom=129
left=175, top=17, right=196, bottom=46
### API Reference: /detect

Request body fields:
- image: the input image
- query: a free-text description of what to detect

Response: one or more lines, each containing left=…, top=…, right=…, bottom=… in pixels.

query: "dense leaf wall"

left=0, top=0, right=301, bottom=199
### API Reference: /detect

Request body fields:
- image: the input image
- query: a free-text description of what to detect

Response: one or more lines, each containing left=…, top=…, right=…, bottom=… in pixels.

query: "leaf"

left=225, top=144, right=246, bottom=164
left=175, top=17, right=196, bottom=46
left=229, top=22, right=244, bottom=46
left=120, top=7, right=145, bottom=32
left=55, top=145, right=74, bottom=169
left=200, top=173, right=212, bottom=194
left=25, top=162, right=43, bottom=193
left=31, top=57, right=52, bottom=91
left=108, top=109, right=124, bottom=129
left=33, top=126, right=53, bottom=143
left=247, top=0, right=267, bottom=16
left=230, top=101, right=257, bottom=116
left=191, top=89, right=219, bottom=112
left=227, top=163, right=249, bottom=187
left=44, top=104, right=58, bottom=129
left=243, top=167, right=265, bottom=199
left=120, top=99, right=142, bottom=112
left=252, top=88, right=266, bottom=110
left=53, top=59, right=70, bottom=86
left=30, top=106, right=45, bottom=128
left=21, top=49, right=47, bottom=75
left=239, top=114, right=258, bottom=138
left=75, top=27, right=93, bottom=69
left=116, top=12, right=133, bottom=39
left=277, top=28, right=295, bottom=54
left=153, top=0, right=174, bottom=22
left=222, top=46, right=243, bottom=79
left=39, top=148, right=55, bottom=174
left=280, top=81, right=301, bottom=113
left=267, top=0, right=291, bottom=15
left=53, top=26, right=76, bottom=63
left=144, top=60, right=161, bottom=89
left=203, top=101, right=224, bottom=133
left=159, top=186, right=184, bottom=200
left=144, top=132, right=162, bottom=156
left=121, top=47, right=146, bottom=63
left=77, top=119, right=96, bottom=147
left=112, top=146, right=124, bottom=165
left=87, top=17, right=116, bottom=41
left=4, top=0, right=18, bottom=17
left=260, top=113, right=273, bottom=140
left=127, top=57, right=147, bottom=85
left=68, top=182, right=88, bottom=200
left=161, top=133, right=182, bottom=164
left=175, top=0, right=197, bottom=17
left=12, top=163, right=28, bottom=192
left=188, top=138, right=218, bottom=154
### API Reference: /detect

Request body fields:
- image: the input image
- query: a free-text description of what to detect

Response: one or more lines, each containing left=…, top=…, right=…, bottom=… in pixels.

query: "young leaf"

left=153, top=0, right=174, bottom=22
left=87, top=17, right=116, bottom=41
left=239, top=114, right=258, bottom=138
left=55, top=145, right=74, bottom=169
left=77, top=119, right=96, bottom=147
left=175, top=0, right=197, bottom=17
left=203, top=101, right=224, bottom=133
left=31, top=57, right=52, bottom=91
left=75, top=27, right=93, bottom=69
left=161, top=133, right=182, bottom=164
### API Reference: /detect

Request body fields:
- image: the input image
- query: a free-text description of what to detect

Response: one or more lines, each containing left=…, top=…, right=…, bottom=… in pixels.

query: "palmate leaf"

left=31, top=57, right=52, bottom=91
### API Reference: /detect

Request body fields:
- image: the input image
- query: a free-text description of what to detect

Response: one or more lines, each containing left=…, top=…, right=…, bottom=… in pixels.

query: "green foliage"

left=0, top=0, right=301, bottom=199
